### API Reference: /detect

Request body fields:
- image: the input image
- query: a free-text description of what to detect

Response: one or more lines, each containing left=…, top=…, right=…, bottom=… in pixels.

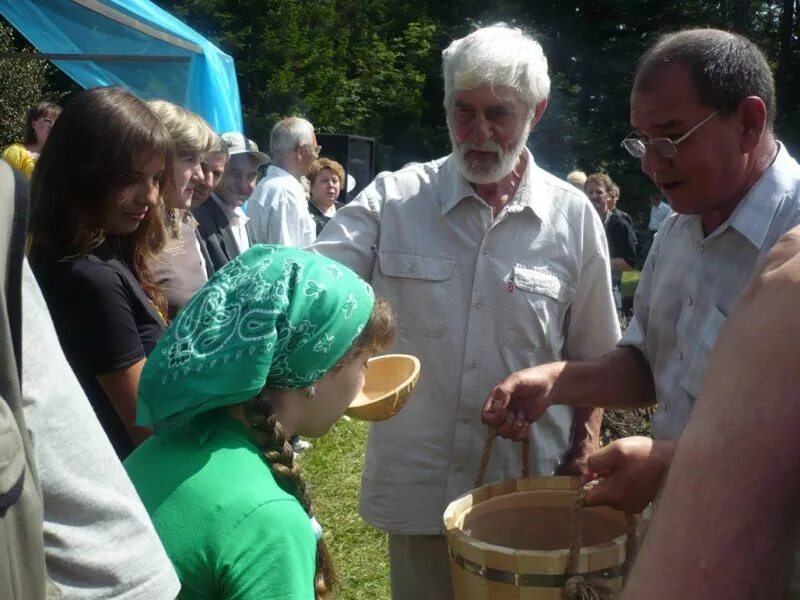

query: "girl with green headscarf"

left=125, top=245, right=394, bottom=600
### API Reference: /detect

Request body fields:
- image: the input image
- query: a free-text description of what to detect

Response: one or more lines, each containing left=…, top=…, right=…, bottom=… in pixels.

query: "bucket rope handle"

left=563, top=477, right=639, bottom=600
left=474, top=428, right=530, bottom=487
left=473, top=428, right=638, bottom=599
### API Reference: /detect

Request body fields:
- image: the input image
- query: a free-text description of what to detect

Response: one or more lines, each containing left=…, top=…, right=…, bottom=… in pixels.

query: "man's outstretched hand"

left=584, top=437, right=676, bottom=513
left=481, top=363, right=562, bottom=440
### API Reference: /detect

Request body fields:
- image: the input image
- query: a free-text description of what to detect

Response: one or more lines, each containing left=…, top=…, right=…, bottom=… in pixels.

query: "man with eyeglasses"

left=483, top=29, right=800, bottom=516
left=247, top=117, right=319, bottom=247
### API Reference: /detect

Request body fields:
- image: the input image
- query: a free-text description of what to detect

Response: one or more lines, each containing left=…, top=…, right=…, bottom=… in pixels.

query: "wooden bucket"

left=443, top=433, right=649, bottom=599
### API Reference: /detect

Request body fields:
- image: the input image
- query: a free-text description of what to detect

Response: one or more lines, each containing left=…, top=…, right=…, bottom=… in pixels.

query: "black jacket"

left=192, top=194, right=242, bottom=275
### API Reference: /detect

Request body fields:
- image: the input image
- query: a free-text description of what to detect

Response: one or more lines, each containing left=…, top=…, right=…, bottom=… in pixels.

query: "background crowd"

left=3, top=1, right=798, bottom=231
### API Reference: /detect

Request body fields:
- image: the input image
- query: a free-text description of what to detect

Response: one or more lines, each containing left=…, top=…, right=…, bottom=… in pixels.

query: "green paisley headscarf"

left=136, top=245, right=375, bottom=431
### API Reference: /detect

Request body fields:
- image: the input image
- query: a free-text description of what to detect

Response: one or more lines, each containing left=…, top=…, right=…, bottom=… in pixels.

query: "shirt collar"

left=268, top=164, right=293, bottom=178
left=714, top=142, right=795, bottom=249
left=211, top=193, right=248, bottom=224
left=439, top=148, right=545, bottom=220
left=266, top=164, right=306, bottom=198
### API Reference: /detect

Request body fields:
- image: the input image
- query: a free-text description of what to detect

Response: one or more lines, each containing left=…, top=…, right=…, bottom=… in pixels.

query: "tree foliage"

left=2, top=1, right=797, bottom=224
left=154, top=0, right=797, bottom=224
left=0, top=21, right=53, bottom=148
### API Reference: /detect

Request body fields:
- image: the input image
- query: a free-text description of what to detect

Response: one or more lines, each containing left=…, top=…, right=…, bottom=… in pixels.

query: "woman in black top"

left=28, top=87, right=174, bottom=459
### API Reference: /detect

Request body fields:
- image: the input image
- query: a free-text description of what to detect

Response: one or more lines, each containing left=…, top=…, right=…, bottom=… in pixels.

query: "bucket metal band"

left=449, top=547, right=627, bottom=588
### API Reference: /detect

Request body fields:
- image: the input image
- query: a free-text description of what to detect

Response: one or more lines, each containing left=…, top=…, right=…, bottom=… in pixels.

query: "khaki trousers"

left=389, top=534, right=454, bottom=600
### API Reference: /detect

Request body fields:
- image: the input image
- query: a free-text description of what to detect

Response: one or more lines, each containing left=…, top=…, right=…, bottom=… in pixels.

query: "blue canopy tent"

left=0, top=0, right=242, bottom=133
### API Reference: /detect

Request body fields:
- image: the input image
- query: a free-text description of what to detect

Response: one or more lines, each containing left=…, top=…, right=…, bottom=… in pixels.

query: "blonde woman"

left=146, top=100, right=217, bottom=318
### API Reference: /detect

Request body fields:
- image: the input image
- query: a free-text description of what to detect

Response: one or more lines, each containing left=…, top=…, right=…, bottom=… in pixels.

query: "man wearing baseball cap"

left=193, top=132, right=270, bottom=273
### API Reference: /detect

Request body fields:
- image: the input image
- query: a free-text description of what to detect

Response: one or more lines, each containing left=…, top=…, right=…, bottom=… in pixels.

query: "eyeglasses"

left=302, top=144, right=322, bottom=157
left=621, top=111, right=717, bottom=159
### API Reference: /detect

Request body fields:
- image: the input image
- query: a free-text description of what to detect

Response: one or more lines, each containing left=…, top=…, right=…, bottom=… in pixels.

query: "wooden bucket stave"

left=444, top=475, right=648, bottom=600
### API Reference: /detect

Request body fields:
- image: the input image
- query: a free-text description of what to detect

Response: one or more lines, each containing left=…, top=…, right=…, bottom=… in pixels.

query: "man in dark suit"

left=193, top=132, right=270, bottom=273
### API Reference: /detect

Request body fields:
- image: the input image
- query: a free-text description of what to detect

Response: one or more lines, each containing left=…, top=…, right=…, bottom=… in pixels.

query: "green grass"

left=300, top=418, right=391, bottom=600
left=621, top=269, right=641, bottom=298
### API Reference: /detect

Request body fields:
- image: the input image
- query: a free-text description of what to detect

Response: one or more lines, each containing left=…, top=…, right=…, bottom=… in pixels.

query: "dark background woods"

left=2, top=0, right=798, bottom=224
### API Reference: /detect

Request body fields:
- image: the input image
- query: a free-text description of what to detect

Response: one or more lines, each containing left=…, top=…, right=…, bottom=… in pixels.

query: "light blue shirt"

left=621, top=143, right=800, bottom=440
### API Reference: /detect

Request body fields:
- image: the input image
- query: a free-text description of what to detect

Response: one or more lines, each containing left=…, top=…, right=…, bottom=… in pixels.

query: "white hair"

left=442, top=25, right=550, bottom=114
left=269, top=117, right=315, bottom=159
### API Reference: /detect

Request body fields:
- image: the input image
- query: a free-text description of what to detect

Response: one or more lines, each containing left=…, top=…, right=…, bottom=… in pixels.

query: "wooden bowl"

left=345, top=354, right=420, bottom=421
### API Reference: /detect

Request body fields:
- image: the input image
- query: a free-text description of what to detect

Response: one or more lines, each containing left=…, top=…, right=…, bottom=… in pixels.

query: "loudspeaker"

left=316, top=134, right=375, bottom=203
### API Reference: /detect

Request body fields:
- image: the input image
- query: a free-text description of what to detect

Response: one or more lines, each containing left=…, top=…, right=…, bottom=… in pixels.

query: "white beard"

left=449, top=122, right=531, bottom=185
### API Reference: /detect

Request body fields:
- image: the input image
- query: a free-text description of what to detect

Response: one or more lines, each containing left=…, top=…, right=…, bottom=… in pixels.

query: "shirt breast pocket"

left=679, top=304, right=728, bottom=400
left=504, top=265, right=574, bottom=354
left=375, top=252, right=456, bottom=337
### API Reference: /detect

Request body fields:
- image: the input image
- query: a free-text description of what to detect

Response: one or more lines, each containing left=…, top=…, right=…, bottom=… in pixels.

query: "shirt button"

left=475, top=301, right=482, bottom=309
left=461, top=416, right=470, bottom=425
left=696, top=244, right=704, bottom=254
left=677, top=351, right=683, bottom=360
left=409, top=262, right=418, bottom=273
left=687, top=297, right=693, bottom=306
left=470, top=361, right=478, bottom=369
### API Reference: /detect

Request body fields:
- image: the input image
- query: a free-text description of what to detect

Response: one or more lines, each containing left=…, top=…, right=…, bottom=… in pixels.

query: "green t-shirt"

left=124, top=413, right=316, bottom=599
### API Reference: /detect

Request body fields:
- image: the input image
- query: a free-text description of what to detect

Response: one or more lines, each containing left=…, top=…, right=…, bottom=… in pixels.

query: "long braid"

left=243, top=389, right=338, bottom=599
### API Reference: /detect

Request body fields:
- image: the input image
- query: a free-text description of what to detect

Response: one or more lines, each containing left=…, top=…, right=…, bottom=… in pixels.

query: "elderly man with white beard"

left=311, top=25, right=619, bottom=599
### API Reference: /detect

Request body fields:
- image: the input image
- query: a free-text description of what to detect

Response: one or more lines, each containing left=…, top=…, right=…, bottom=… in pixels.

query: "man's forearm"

left=571, top=406, right=602, bottom=447
left=551, top=346, right=656, bottom=410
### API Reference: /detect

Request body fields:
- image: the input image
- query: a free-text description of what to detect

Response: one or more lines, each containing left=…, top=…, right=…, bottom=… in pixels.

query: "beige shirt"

left=150, top=217, right=208, bottom=319
left=312, top=151, right=620, bottom=534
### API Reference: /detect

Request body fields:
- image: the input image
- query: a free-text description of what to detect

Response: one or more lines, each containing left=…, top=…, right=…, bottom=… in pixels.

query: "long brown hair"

left=242, top=298, right=395, bottom=599
left=28, top=86, right=174, bottom=317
